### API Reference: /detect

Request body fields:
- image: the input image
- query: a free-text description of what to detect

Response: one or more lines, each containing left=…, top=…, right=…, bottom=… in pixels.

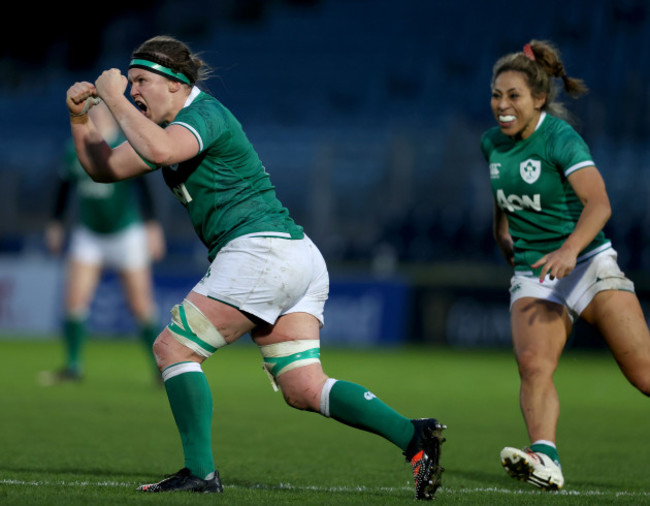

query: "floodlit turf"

left=1, top=337, right=649, bottom=505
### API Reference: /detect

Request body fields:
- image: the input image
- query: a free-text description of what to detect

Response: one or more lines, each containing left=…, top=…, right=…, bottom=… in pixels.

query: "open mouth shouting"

left=134, top=100, right=148, bottom=115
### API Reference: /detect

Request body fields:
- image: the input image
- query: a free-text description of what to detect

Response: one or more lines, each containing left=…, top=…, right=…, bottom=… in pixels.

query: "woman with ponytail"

left=481, top=40, right=650, bottom=491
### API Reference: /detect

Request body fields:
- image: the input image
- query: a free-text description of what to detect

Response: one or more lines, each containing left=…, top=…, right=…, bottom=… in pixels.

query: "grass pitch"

left=1, top=337, right=649, bottom=505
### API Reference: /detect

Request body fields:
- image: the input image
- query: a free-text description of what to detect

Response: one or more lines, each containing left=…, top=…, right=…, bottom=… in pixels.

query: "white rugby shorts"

left=68, top=223, right=150, bottom=270
left=509, top=247, right=635, bottom=321
left=192, top=233, right=329, bottom=325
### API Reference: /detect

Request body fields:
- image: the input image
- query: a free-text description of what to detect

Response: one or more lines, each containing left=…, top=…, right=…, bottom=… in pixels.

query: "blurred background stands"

left=1, top=0, right=650, bottom=345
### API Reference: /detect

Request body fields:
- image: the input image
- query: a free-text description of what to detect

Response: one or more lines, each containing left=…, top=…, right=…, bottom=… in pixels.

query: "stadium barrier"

left=1, top=256, right=649, bottom=348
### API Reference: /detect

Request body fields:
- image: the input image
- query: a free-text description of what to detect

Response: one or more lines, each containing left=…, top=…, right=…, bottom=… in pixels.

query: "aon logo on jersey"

left=496, top=189, right=541, bottom=212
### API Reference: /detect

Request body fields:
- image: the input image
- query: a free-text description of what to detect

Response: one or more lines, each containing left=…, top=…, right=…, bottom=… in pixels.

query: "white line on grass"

left=2, top=479, right=650, bottom=499
left=1, top=479, right=133, bottom=488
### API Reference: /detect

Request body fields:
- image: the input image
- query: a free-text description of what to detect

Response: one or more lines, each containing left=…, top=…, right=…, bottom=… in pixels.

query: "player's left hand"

left=95, top=69, right=129, bottom=101
left=531, top=247, right=577, bottom=283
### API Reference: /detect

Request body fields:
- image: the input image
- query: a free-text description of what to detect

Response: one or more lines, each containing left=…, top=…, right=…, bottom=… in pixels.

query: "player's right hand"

left=66, top=81, right=98, bottom=116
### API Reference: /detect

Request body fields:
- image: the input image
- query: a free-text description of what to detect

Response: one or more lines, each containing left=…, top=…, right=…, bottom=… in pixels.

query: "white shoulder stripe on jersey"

left=170, top=121, right=204, bottom=152
left=564, top=160, right=595, bottom=177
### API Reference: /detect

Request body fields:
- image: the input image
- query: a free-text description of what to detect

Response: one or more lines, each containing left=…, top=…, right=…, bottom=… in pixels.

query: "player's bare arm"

left=532, top=166, right=611, bottom=281
left=66, top=80, right=149, bottom=182
left=493, top=202, right=514, bottom=266
left=96, top=68, right=200, bottom=167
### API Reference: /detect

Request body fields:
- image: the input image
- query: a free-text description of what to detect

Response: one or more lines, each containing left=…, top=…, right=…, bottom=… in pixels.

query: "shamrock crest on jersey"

left=520, top=159, right=541, bottom=184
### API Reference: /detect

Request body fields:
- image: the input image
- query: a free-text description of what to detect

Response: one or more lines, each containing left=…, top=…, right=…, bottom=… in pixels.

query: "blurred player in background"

left=481, top=39, right=650, bottom=490
left=40, top=101, right=166, bottom=385
left=65, top=35, right=445, bottom=500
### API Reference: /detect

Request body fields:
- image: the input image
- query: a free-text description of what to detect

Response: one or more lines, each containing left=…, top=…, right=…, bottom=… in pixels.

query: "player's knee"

left=152, top=331, right=174, bottom=370
left=279, top=381, right=322, bottom=411
left=166, top=299, right=228, bottom=358
left=516, top=349, right=555, bottom=380
left=258, top=340, right=322, bottom=409
left=132, top=304, right=156, bottom=324
left=152, top=325, right=207, bottom=371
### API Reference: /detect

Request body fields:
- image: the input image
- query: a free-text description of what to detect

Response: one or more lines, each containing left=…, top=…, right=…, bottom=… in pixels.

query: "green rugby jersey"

left=61, top=136, right=142, bottom=234
left=481, top=112, right=610, bottom=275
left=157, top=88, right=303, bottom=261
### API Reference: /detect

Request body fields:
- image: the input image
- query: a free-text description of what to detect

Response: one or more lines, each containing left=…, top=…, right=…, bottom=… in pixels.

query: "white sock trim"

left=319, top=378, right=338, bottom=417
left=162, top=361, right=203, bottom=382
left=532, top=439, right=557, bottom=449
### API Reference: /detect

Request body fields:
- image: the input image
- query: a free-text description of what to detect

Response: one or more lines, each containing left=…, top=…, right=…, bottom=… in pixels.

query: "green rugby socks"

left=321, top=379, right=415, bottom=451
left=531, top=441, right=561, bottom=467
left=163, top=362, right=215, bottom=479
left=63, top=315, right=86, bottom=373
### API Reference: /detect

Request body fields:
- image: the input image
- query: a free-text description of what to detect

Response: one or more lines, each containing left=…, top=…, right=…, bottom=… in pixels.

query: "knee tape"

left=259, top=340, right=321, bottom=391
left=167, top=299, right=227, bottom=357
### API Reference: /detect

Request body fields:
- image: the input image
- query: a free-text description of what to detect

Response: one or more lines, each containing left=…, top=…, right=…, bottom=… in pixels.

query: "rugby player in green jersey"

left=40, top=101, right=165, bottom=385
left=482, top=40, right=650, bottom=491
left=65, top=35, right=445, bottom=500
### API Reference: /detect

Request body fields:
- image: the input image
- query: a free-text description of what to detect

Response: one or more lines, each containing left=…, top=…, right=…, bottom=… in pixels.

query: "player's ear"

left=533, top=92, right=546, bottom=111
left=168, top=80, right=183, bottom=93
